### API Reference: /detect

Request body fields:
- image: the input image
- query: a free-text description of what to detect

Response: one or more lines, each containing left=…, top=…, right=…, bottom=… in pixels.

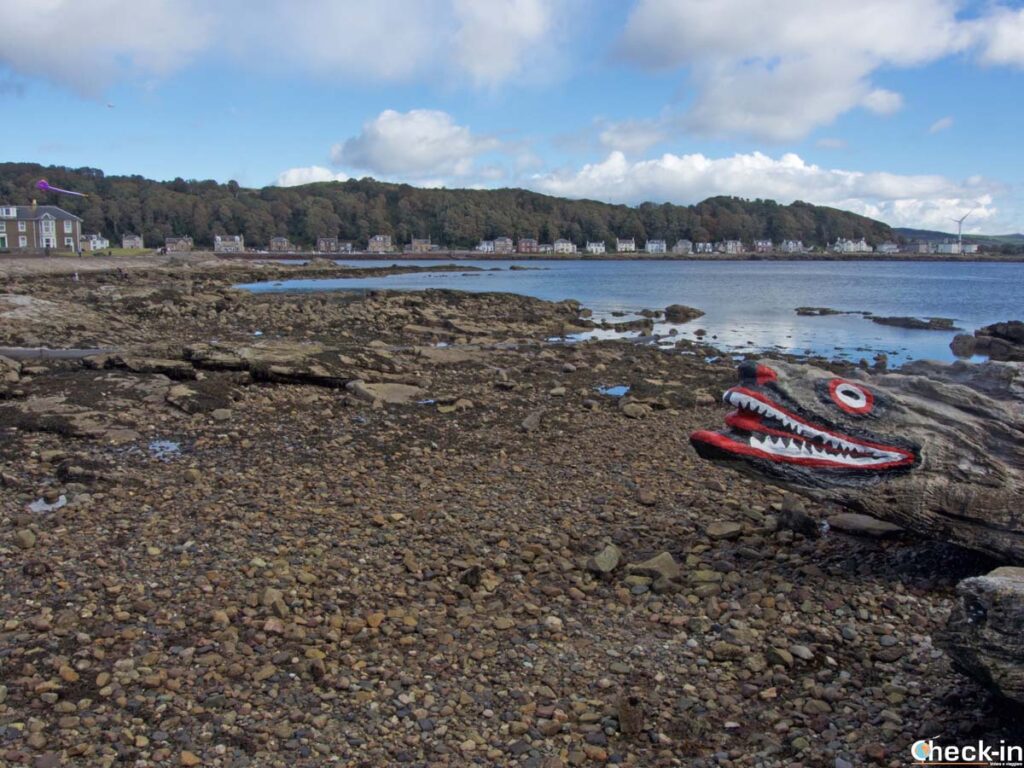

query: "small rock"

left=180, top=751, right=202, bottom=766
left=627, top=551, right=680, bottom=581
left=620, top=402, right=649, bottom=419
left=614, top=696, right=638, bottom=741
left=865, top=744, right=887, bottom=763
left=211, top=408, right=233, bottom=422
left=14, top=528, right=37, bottom=549
left=789, top=644, right=814, bottom=661
left=520, top=410, right=543, bottom=432
left=705, top=520, right=742, bottom=541
left=778, top=494, right=819, bottom=538
left=587, top=544, right=622, bottom=574
left=542, top=615, right=563, bottom=632
left=636, top=490, right=657, bottom=506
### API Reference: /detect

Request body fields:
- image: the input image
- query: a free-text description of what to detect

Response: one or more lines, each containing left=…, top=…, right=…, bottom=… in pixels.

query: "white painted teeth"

left=728, top=389, right=903, bottom=466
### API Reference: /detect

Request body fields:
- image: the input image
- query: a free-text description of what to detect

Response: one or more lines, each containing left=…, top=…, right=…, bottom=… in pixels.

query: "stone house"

left=166, top=236, right=194, bottom=252
left=493, top=237, right=514, bottom=254
left=80, top=233, right=110, bottom=251
left=0, top=204, right=82, bottom=252
left=269, top=236, right=292, bottom=252
left=214, top=234, right=245, bottom=253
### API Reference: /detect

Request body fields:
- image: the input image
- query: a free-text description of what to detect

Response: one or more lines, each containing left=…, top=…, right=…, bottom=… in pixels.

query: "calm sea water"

left=237, top=259, right=1024, bottom=365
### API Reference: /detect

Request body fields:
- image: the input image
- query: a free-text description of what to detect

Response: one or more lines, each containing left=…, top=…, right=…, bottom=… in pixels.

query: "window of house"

left=18, top=221, right=26, bottom=232
left=64, top=220, right=72, bottom=233
left=65, top=237, right=74, bottom=247
left=0, top=222, right=5, bottom=232
left=0, top=235, right=7, bottom=249
left=41, top=219, right=55, bottom=235
left=19, top=235, right=27, bottom=247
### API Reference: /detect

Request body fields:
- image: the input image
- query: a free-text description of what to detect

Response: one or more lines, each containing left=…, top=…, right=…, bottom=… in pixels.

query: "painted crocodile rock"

left=690, top=359, right=1024, bottom=561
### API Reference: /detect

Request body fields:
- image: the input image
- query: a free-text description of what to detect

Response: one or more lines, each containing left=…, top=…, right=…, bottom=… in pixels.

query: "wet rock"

left=664, top=304, right=705, bottom=323
left=952, top=320, right=1024, bottom=362
left=871, top=315, right=960, bottom=331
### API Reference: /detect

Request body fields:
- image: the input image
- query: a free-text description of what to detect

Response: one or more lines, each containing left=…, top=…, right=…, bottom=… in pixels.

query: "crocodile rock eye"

left=829, top=379, right=874, bottom=415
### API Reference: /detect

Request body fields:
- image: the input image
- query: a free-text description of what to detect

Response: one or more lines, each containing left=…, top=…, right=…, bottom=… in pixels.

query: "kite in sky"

left=35, top=179, right=87, bottom=198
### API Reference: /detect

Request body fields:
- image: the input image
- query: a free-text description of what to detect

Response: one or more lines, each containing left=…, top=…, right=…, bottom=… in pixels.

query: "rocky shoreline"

left=1, top=259, right=1021, bottom=767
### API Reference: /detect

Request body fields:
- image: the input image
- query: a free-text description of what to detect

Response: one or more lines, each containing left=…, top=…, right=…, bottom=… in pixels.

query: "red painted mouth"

left=690, top=386, right=916, bottom=471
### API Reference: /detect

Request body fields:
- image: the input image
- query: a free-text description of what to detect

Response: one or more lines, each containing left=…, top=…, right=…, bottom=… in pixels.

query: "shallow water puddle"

left=148, top=440, right=182, bottom=461
left=28, top=495, right=67, bottom=513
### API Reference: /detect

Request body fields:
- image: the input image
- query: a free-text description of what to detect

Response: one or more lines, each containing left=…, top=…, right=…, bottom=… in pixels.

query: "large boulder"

left=689, top=358, right=1024, bottom=561
left=940, top=567, right=1024, bottom=704
left=951, top=320, right=1024, bottom=362
left=346, top=380, right=424, bottom=405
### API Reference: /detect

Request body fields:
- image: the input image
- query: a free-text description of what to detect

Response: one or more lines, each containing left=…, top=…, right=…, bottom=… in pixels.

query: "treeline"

left=0, top=162, right=896, bottom=249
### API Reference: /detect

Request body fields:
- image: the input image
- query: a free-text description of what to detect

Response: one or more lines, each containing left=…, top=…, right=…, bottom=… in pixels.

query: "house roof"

left=3, top=205, right=82, bottom=222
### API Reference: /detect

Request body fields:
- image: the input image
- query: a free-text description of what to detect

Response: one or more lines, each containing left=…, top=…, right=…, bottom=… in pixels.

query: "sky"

left=1, top=0, right=1023, bottom=234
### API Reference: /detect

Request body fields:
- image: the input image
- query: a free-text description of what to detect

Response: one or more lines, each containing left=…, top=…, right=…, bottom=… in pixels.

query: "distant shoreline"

left=215, top=250, right=1024, bottom=263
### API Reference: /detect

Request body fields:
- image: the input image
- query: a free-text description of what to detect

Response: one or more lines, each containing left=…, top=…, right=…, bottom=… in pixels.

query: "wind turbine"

left=951, top=210, right=974, bottom=254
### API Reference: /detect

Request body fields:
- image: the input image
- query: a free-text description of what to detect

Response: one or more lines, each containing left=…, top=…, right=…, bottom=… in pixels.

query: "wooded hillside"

left=0, top=162, right=896, bottom=249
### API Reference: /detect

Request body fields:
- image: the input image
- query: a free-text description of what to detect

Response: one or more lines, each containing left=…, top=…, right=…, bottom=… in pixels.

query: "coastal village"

left=1, top=204, right=981, bottom=258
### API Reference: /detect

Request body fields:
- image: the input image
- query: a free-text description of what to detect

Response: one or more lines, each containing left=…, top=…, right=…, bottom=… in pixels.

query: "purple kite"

left=36, top=179, right=87, bottom=198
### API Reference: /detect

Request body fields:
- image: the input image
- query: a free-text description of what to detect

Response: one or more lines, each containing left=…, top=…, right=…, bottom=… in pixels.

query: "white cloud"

left=929, top=116, right=954, bottom=134
left=230, top=0, right=447, bottom=82
left=531, top=150, right=999, bottom=230
left=332, top=109, right=500, bottom=178
left=452, top=0, right=563, bottom=87
left=0, top=0, right=567, bottom=95
left=0, top=0, right=213, bottom=96
left=974, top=6, right=1024, bottom=66
left=617, top=0, right=987, bottom=140
left=861, top=88, right=904, bottom=115
left=598, top=118, right=669, bottom=155
left=275, top=166, right=350, bottom=187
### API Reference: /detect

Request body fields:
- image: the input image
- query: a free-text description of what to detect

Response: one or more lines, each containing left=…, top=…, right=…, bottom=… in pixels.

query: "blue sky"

left=1, top=0, right=1023, bottom=233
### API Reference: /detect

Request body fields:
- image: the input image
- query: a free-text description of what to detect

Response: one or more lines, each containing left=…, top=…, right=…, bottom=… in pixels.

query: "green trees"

left=0, top=162, right=895, bottom=249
